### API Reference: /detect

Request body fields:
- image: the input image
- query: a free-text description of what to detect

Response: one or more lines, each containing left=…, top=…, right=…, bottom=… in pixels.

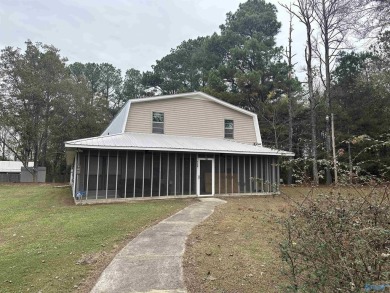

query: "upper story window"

left=152, top=112, right=164, bottom=134
left=224, top=119, right=234, bottom=139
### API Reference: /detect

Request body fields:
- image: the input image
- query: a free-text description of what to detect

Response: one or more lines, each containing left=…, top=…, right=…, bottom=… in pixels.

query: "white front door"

left=197, top=158, right=215, bottom=196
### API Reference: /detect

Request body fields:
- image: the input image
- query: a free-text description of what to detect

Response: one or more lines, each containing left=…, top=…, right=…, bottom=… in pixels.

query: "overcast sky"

left=0, top=0, right=306, bottom=76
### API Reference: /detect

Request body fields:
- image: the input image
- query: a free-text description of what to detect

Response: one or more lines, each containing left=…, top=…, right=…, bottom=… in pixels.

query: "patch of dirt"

left=183, top=195, right=291, bottom=293
left=76, top=252, right=108, bottom=265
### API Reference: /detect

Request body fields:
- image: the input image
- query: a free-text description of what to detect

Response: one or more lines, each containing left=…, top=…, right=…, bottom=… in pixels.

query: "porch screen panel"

left=272, top=157, right=278, bottom=192
left=167, top=153, right=175, bottom=195
left=276, top=159, right=280, bottom=191
left=126, top=152, right=135, bottom=197
left=134, top=152, right=143, bottom=197
left=190, top=155, right=196, bottom=195
left=232, top=156, right=238, bottom=193
left=144, top=152, right=152, bottom=196
left=268, top=156, right=272, bottom=192
left=264, top=156, right=270, bottom=192
left=116, top=151, right=125, bottom=198
left=219, top=156, right=226, bottom=194
left=245, top=156, right=251, bottom=193
left=84, top=151, right=90, bottom=198
left=183, top=154, right=190, bottom=195
left=214, top=155, right=220, bottom=194
left=99, top=151, right=108, bottom=198
left=87, top=151, right=100, bottom=191
left=152, top=152, right=160, bottom=196
left=257, top=156, right=264, bottom=192
left=239, top=156, right=245, bottom=193
left=106, top=151, right=119, bottom=198
left=226, top=156, right=232, bottom=194
left=79, top=154, right=86, bottom=194
left=176, top=153, right=182, bottom=196
left=251, top=156, right=257, bottom=193
left=160, top=153, right=168, bottom=196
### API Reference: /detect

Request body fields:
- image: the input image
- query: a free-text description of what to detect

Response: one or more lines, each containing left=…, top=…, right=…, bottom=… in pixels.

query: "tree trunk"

left=287, top=9, right=294, bottom=185
left=322, top=0, right=332, bottom=185
left=281, top=0, right=318, bottom=184
left=306, top=21, right=319, bottom=185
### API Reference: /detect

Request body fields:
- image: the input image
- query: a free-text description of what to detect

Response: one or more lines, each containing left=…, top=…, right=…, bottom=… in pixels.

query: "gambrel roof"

left=101, top=91, right=262, bottom=145
left=65, top=92, right=294, bottom=157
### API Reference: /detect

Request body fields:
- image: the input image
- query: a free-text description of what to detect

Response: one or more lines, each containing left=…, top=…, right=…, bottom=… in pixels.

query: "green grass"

left=0, top=184, right=192, bottom=292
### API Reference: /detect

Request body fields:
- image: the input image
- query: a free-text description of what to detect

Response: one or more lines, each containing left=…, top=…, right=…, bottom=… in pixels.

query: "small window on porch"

left=152, top=112, right=164, bottom=134
left=225, top=119, right=234, bottom=139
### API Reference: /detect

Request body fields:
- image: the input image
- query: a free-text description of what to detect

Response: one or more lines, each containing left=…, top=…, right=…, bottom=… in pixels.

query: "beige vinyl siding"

left=125, top=96, right=257, bottom=144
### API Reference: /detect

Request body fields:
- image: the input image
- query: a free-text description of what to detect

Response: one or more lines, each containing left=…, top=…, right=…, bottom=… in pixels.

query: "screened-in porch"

left=71, top=149, right=280, bottom=201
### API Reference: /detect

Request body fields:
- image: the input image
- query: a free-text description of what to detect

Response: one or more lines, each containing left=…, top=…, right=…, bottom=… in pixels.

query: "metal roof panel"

left=65, top=133, right=294, bottom=156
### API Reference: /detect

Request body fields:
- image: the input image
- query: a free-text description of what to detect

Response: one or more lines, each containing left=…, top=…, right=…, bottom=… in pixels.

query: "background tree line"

left=0, top=0, right=389, bottom=183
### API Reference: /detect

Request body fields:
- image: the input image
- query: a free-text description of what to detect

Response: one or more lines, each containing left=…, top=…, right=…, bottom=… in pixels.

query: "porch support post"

left=150, top=152, right=153, bottom=197
left=266, top=157, right=269, bottom=192
left=133, top=152, right=136, bottom=198
left=211, top=155, right=215, bottom=195
left=124, top=151, right=128, bottom=198
left=249, top=156, right=252, bottom=194
left=159, top=152, right=161, bottom=197
left=269, top=157, right=271, bottom=192
left=196, top=154, right=199, bottom=195
left=77, top=152, right=80, bottom=195
left=106, top=151, right=109, bottom=199
left=243, top=156, right=246, bottom=193
left=182, top=153, right=184, bottom=195
left=260, top=156, right=264, bottom=192
left=115, top=151, right=119, bottom=199
left=174, top=153, right=177, bottom=196
left=276, top=158, right=280, bottom=191
left=72, top=152, right=77, bottom=198
left=96, top=150, right=100, bottom=200
left=225, top=155, right=227, bottom=194
left=86, top=150, right=90, bottom=200
left=231, top=156, right=234, bottom=194
left=218, top=155, right=221, bottom=194
left=142, top=151, right=145, bottom=197
left=275, top=157, right=279, bottom=192
left=272, top=157, right=275, bottom=191
left=237, top=156, right=240, bottom=193
left=255, top=156, right=258, bottom=193
left=213, top=154, right=219, bottom=194
left=167, top=153, right=169, bottom=196
left=188, top=153, right=191, bottom=195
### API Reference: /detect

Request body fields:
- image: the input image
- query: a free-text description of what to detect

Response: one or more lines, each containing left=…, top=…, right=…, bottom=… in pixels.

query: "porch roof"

left=65, top=132, right=294, bottom=157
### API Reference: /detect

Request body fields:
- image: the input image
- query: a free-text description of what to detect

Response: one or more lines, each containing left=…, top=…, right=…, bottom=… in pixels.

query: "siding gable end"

left=125, top=93, right=261, bottom=144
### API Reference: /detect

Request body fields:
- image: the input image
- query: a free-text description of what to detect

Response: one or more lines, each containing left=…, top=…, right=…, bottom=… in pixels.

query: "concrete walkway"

left=91, top=198, right=226, bottom=293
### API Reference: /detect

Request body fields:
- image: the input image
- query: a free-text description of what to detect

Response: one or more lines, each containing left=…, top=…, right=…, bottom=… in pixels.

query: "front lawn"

left=0, top=184, right=192, bottom=292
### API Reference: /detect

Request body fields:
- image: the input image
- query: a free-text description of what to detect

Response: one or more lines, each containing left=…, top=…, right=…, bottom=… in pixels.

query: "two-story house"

left=65, top=92, right=293, bottom=202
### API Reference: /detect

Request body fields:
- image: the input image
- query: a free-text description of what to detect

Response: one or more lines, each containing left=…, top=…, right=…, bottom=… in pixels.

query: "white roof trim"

left=253, top=116, right=262, bottom=145
left=101, top=100, right=131, bottom=136
left=121, top=101, right=131, bottom=133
